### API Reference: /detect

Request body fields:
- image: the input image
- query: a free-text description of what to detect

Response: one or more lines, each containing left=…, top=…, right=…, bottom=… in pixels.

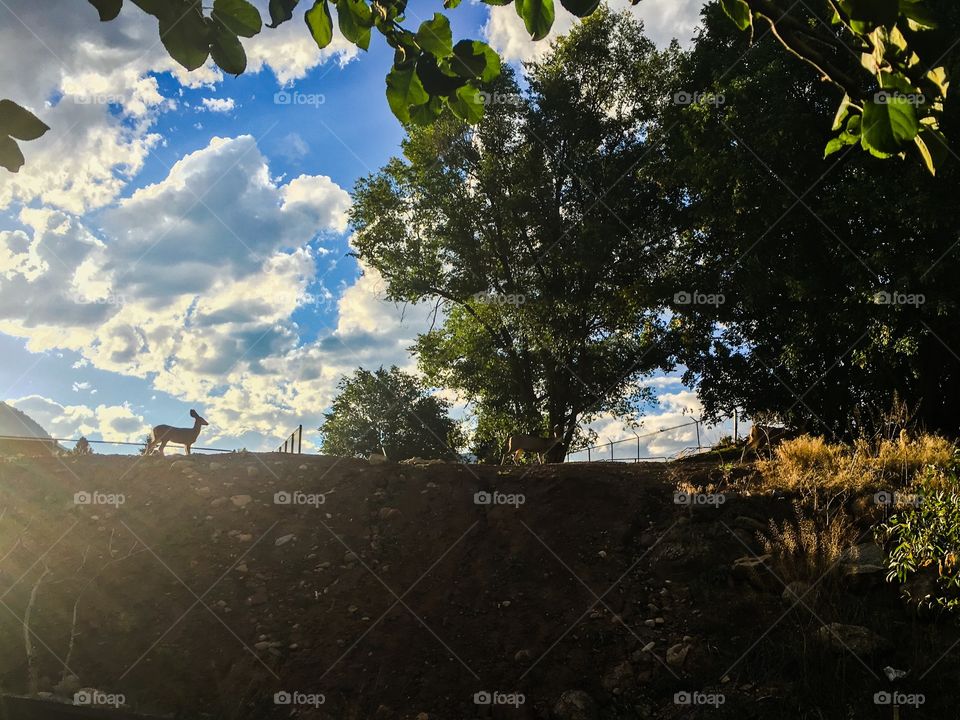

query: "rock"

left=666, top=642, right=690, bottom=669
left=275, top=534, right=295, bottom=547
left=514, top=649, right=532, bottom=662
left=731, top=554, right=772, bottom=589
left=378, top=507, right=402, bottom=521
left=781, top=580, right=814, bottom=606
left=734, top=516, right=768, bottom=533
left=840, top=542, right=884, bottom=566
left=601, top=661, right=633, bottom=692
left=195, top=486, right=211, bottom=497
left=230, top=495, right=252, bottom=508
left=552, top=690, right=598, bottom=720
left=53, top=674, right=82, bottom=696
left=211, top=497, right=228, bottom=508
left=367, top=453, right=389, bottom=465
left=247, top=588, right=268, bottom=606
left=235, top=533, right=253, bottom=542
left=840, top=543, right=886, bottom=590
left=816, top=623, right=890, bottom=655
left=415, top=714, right=429, bottom=720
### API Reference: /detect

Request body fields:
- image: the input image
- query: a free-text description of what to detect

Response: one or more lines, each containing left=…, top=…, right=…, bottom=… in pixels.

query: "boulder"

left=553, top=690, right=598, bottom=720
left=816, top=623, right=890, bottom=656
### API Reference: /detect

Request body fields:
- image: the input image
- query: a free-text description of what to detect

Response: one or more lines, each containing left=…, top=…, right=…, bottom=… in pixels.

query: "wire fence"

left=0, top=434, right=234, bottom=455
left=564, top=414, right=740, bottom=463
left=277, top=425, right=303, bottom=454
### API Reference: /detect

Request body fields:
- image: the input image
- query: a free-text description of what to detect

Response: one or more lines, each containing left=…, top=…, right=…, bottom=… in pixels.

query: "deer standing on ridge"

left=502, top=426, right=564, bottom=465
left=146, top=409, right=209, bottom=456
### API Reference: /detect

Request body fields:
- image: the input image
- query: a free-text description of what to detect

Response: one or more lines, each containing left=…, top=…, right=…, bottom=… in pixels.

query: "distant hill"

left=0, top=402, right=59, bottom=455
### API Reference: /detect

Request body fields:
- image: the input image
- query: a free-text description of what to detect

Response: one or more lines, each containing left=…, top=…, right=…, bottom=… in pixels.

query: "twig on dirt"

left=24, top=562, right=51, bottom=695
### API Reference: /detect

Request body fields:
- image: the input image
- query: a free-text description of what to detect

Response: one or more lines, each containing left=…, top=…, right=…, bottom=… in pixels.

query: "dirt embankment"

left=0, top=454, right=955, bottom=719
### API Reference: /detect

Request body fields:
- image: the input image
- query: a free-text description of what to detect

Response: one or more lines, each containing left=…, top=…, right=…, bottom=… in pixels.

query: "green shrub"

left=879, top=468, right=960, bottom=611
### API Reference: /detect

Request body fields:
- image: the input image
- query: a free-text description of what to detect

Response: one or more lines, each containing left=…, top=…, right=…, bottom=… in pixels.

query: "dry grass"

left=761, top=500, right=858, bottom=585
left=757, top=432, right=956, bottom=499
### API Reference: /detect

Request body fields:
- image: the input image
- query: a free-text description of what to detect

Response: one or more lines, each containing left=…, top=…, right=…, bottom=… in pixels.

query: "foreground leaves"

left=0, top=99, right=50, bottom=173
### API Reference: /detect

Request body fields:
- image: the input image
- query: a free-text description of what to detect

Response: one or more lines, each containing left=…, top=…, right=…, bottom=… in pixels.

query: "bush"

left=758, top=433, right=956, bottom=500
left=879, top=468, right=960, bottom=612
left=761, top=500, right=857, bottom=585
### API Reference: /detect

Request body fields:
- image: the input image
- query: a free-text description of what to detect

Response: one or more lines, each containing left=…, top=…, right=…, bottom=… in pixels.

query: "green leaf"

left=130, top=0, right=169, bottom=17
left=832, top=95, right=854, bottom=131
left=416, top=53, right=465, bottom=96
left=900, top=0, right=937, bottom=29
left=515, top=0, right=554, bottom=40
left=386, top=65, right=428, bottom=124
left=88, top=0, right=123, bottom=21
left=409, top=96, right=444, bottom=126
left=914, top=127, right=948, bottom=175
left=0, top=100, right=50, bottom=141
left=559, top=0, right=599, bottom=17
left=210, top=21, right=247, bottom=74
left=838, top=0, right=899, bottom=31
left=159, top=8, right=211, bottom=71
left=337, top=0, right=373, bottom=50
left=0, top=135, right=24, bottom=173
left=416, top=13, right=453, bottom=58
left=443, top=0, right=462, bottom=8
left=267, top=0, right=300, bottom=27
left=305, top=0, right=334, bottom=48
left=213, top=0, right=262, bottom=37
left=482, top=0, right=513, bottom=5
left=719, top=0, right=752, bottom=30
left=861, top=97, right=919, bottom=156
left=451, top=40, right=501, bottom=83
left=447, top=84, right=484, bottom=123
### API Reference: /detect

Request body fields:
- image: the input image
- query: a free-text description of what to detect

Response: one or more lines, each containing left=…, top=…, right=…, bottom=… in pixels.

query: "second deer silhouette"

left=146, top=409, right=209, bottom=456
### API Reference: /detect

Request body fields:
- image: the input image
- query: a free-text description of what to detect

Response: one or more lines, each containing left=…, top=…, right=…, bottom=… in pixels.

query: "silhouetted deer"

left=146, top=409, right=209, bottom=456
left=502, top=426, right=563, bottom=464
left=740, top=424, right=799, bottom=462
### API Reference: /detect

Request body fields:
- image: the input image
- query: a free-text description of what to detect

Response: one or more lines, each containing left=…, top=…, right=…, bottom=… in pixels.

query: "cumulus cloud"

left=484, top=0, right=706, bottom=63
left=201, top=97, right=237, bottom=113
left=8, top=395, right=149, bottom=443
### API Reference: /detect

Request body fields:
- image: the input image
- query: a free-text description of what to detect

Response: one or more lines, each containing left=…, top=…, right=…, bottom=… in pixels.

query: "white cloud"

left=201, top=97, right=236, bottom=113
left=483, top=0, right=706, bottom=63
left=8, top=395, right=149, bottom=443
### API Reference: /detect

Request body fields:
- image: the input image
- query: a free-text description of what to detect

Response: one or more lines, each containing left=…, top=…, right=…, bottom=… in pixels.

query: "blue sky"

left=0, top=0, right=723, bottom=455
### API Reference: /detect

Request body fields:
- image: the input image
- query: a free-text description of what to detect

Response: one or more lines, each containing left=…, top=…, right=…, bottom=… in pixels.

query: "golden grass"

left=761, top=500, right=858, bottom=585
left=757, top=432, right=956, bottom=497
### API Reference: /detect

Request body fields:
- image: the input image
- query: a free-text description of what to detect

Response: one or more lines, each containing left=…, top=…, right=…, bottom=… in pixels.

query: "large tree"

left=350, top=8, right=681, bottom=460
left=319, top=366, right=464, bottom=460
left=661, top=2, right=960, bottom=438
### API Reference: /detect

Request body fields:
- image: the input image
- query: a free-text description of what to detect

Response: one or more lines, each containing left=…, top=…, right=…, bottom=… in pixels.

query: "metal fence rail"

left=0, top=434, right=234, bottom=453
left=564, top=414, right=738, bottom=463
left=277, top=425, right=303, bottom=454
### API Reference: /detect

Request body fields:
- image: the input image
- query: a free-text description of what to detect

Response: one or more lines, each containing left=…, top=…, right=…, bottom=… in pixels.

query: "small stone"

left=514, top=649, right=532, bottom=662
left=230, top=494, right=252, bottom=508
left=553, top=690, right=598, bottom=720
left=601, top=661, right=633, bottom=692
left=367, top=453, right=388, bottom=465
left=666, top=642, right=690, bottom=669
left=378, top=507, right=402, bottom=521
left=274, top=533, right=295, bottom=547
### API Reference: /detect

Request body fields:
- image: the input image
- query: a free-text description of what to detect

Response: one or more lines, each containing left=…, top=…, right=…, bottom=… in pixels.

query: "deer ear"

left=190, top=409, right=197, bottom=418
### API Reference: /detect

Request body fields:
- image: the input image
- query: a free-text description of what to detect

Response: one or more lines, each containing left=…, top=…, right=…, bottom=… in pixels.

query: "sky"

left=0, top=0, right=728, bottom=457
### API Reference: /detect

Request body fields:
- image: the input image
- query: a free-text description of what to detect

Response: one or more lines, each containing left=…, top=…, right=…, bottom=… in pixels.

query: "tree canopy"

left=318, top=365, right=464, bottom=460
left=350, top=8, right=681, bottom=460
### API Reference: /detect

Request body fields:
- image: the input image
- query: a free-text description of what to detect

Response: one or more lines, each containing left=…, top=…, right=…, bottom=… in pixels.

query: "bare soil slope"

left=0, top=454, right=955, bottom=719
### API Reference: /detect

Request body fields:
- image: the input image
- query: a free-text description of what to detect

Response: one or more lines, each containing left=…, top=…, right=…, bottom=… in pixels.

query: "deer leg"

left=158, top=440, right=168, bottom=456
left=185, top=444, right=191, bottom=455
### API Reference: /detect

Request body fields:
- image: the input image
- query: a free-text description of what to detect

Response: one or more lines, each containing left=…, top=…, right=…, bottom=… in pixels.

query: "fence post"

left=695, top=420, right=701, bottom=450
left=587, top=446, right=591, bottom=462
left=734, top=409, right=738, bottom=443
left=609, top=440, right=614, bottom=461
left=298, top=425, right=303, bottom=454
